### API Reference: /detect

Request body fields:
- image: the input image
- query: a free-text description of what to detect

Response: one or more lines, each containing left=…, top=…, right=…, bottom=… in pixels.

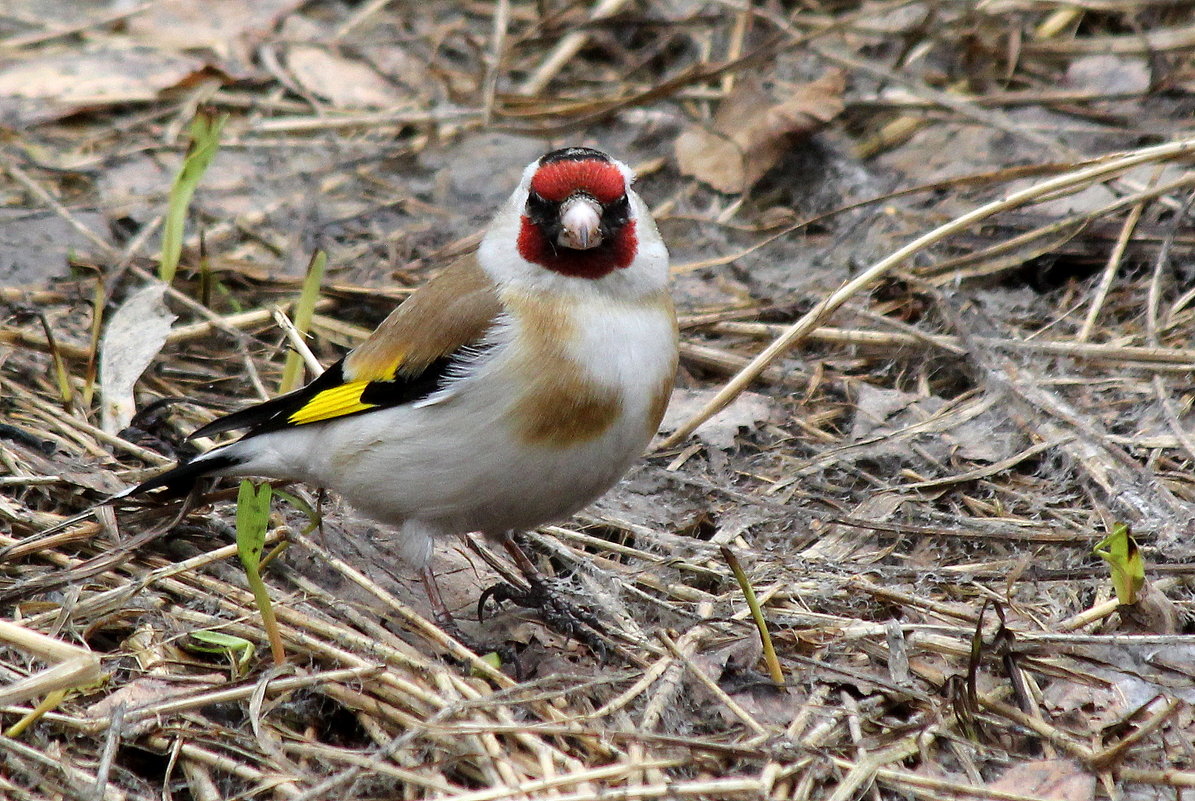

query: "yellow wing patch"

left=287, top=380, right=377, bottom=426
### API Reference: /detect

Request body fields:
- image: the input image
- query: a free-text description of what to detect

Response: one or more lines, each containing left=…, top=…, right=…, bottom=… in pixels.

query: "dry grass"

left=3, top=1, right=1195, bottom=799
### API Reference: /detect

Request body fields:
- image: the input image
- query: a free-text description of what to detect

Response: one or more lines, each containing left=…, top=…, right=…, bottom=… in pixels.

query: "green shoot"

left=5, top=689, right=69, bottom=738
left=472, top=652, right=503, bottom=676
left=236, top=480, right=286, bottom=665
left=257, top=486, right=325, bottom=571
left=721, top=546, right=785, bottom=686
left=37, top=313, right=73, bottom=407
left=186, top=630, right=256, bottom=677
left=1093, top=523, right=1144, bottom=605
left=160, top=111, right=227, bottom=284
left=82, top=275, right=104, bottom=409
left=271, top=487, right=321, bottom=536
left=279, top=250, right=327, bottom=394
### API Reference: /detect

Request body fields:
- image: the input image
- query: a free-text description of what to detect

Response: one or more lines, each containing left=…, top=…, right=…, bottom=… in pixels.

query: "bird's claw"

left=477, top=576, right=609, bottom=660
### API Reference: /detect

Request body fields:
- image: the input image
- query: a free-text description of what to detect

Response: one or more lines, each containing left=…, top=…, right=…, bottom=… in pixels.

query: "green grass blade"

left=721, top=546, right=785, bottom=687
left=235, top=480, right=286, bottom=665
left=37, top=313, right=73, bottom=407
left=82, top=276, right=103, bottom=409
left=279, top=250, right=327, bottom=394
left=159, top=111, right=227, bottom=285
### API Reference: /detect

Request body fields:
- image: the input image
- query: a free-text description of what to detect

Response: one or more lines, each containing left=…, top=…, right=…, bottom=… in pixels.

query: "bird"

left=128, top=146, right=678, bottom=646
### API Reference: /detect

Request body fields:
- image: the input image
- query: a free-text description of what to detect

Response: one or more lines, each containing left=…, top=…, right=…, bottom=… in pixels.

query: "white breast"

left=567, top=296, right=677, bottom=430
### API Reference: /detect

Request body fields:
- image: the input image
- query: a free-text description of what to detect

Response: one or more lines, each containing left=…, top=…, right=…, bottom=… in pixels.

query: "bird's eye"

left=524, top=191, right=557, bottom=231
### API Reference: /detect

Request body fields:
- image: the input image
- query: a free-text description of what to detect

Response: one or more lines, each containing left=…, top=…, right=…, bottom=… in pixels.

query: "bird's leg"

left=419, top=564, right=458, bottom=634
left=420, top=564, right=522, bottom=672
left=478, top=531, right=609, bottom=658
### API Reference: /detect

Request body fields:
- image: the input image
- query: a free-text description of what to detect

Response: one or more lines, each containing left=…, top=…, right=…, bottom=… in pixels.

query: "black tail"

left=126, top=452, right=243, bottom=498
left=30, top=452, right=244, bottom=540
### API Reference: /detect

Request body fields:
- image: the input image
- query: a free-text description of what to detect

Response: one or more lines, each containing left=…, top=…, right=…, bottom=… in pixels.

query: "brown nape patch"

left=507, top=292, right=623, bottom=447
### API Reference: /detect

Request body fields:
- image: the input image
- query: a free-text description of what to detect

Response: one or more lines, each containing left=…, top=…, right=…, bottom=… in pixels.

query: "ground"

left=2, top=1, right=1195, bottom=799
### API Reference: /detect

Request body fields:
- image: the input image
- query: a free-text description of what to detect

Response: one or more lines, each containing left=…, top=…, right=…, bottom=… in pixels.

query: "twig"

left=89, top=704, right=124, bottom=801
left=482, top=0, right=511, bottom=125
left=658, top=136, right=1195, bottom=448
left=272, top=308, right=324, bottom=377
left=287, top=529, right=512, bottom=685
left=827, top=739, right=921, bottom=801
left=0, top=1, right=153, bottom=49
left=1077, top=169, right=1158, bottom=342
left=250, top=108, right=479, bottom=133
left=518, top=0, right=634, bottom=96
left=710, top=322, right=1195, bottom=370
left=1090, top=696, right=1181, bottom=771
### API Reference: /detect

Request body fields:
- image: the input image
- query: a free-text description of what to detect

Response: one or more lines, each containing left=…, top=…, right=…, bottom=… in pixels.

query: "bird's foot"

left=477, top=575, right=609, bottom=661
left=420, top=565, right=522, bottom=672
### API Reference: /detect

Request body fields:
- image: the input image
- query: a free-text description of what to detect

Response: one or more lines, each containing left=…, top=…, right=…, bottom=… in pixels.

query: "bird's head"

left=511, top=147, right=643, bottom=281
left=479, top=147, right=668, bottom=296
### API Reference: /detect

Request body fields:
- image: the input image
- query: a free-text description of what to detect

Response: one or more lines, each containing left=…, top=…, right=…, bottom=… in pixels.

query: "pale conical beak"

left=557, top=195, right=603, bottom=250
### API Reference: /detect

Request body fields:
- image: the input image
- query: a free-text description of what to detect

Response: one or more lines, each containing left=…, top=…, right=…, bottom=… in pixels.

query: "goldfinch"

left=132, top=146, right=678, bottom=638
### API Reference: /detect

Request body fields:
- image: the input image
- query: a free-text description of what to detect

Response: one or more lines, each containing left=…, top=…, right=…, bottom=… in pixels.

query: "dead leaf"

left=100, top=283, right=176, bottom=435
left=687, top=637, right=804, bottom=726
left=1066, top=54, right=1150, bottom=95
left=1, top=437, right=125, bottom=495
left=1042, top=677, right=1138, bottom=730
left=0, top=46, right=205, bottom=127
left=659, top=388, right=776, bottom=450
left=87, top=675, right=221, bottom=737
left=1116, top=581, right=1181, bottom=634
left=850, top=385, right=1025, bottom=464
left=285, top=45, right=408, bottom=109
left=126, top=0, right=304, bottom=78
left=988, top=759, right=1094, bottom=801
left=676, top=70, right=845, bottom=193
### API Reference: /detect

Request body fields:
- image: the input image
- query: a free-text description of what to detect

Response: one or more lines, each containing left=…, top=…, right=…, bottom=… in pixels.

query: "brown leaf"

left=100, top=283, right=177, bottom=435
left=0, top=46, right=205, bottom=127
left=989, top=760, right=1095, bottom=801
left=286, top=45, right=410, bottom=109
left=1116, top=581, right=1181, bottom=634
left=125, top=0, right=305, bottom=77
left=658, top=388, right=776, bottom=450
left=848, top=385, right=1026, bottom=465
left=676, top=70, right=845, bottom=193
